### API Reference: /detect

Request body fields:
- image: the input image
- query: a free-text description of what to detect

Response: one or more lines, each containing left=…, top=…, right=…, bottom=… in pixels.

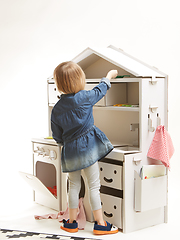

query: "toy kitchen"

left=20, top=45, right=168, bottom=233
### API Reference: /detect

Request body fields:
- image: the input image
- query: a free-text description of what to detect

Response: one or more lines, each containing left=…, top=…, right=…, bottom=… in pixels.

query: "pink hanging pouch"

left=147, top=125, right=174, bottom=169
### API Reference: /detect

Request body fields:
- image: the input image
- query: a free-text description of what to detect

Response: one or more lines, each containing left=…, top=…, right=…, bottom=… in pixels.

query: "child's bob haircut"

left=53, top=61, right=86, bottom=94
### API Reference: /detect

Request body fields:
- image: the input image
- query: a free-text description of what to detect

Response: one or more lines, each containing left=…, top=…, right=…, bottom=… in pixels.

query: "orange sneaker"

left=93, top=221, right=118, bottom=235
left=60, top=219, right=78, bottom=233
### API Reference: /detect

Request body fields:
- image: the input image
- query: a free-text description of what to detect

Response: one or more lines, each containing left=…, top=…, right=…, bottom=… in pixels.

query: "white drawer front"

left=101, top=193, right=122, bottom=229
left=99, top=162, right=123, bottom=190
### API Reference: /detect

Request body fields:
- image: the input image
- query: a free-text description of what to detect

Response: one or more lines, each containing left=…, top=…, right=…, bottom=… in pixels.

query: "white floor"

left=0, top=170, right=180, bottom=240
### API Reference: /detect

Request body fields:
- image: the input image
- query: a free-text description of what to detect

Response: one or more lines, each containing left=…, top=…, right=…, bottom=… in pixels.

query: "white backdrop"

left=0, top=0, right=179, bottom=218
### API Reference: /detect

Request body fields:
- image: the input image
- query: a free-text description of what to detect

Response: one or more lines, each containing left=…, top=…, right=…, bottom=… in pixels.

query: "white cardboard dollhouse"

left=20, top=45, right=168, bottom=233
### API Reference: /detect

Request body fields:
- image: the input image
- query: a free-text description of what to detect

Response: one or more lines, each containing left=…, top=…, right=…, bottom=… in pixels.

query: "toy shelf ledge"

left=94, top=106, right=139, bottom=112
left=86, top=78, right=140, bottom=83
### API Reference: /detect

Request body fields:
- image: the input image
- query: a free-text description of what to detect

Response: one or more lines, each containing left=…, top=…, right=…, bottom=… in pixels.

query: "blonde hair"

left=53, top=61, right=86, bottom=94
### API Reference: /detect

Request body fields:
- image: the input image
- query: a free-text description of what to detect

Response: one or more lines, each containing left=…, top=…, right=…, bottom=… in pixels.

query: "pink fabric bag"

left=34, top=198, right=86, bottom=230
left=147, top=125, right=174, bottom=169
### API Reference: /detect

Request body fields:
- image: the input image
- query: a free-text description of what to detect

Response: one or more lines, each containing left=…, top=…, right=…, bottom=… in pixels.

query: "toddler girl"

left=51, top=61, right=118, bottom=235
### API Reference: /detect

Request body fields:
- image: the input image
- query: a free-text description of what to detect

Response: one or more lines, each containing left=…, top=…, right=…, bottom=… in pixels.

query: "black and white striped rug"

left=0, top=228, right=101, bottom=240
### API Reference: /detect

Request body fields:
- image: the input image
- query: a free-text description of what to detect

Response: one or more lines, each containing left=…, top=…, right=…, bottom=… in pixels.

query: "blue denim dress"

left=51, top=78, right=113, bottom=172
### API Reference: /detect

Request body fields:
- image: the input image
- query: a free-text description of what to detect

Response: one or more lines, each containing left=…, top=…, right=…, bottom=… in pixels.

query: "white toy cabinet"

left=20, top=46, right=168, bottom=233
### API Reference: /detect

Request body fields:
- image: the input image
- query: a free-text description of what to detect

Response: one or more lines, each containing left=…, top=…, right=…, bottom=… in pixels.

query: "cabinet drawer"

left=99, top=162, right=123, bottom=190
left=101, top=193, right=122, bottom=229
left=48, top=83, right=60, bottom=105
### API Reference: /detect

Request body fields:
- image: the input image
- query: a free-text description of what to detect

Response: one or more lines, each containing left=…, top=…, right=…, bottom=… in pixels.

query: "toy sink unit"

left=114, top=145, right=140, bottom=153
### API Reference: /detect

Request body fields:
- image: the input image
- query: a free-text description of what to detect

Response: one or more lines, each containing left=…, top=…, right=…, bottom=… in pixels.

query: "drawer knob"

left=49, top=150, right=57, bottom=160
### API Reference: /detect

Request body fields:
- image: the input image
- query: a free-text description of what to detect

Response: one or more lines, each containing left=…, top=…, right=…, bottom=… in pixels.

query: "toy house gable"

left=72, top=45, right=166, bottom=78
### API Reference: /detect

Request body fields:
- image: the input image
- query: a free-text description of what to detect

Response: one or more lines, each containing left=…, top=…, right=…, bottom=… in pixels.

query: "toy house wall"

left=82, top=57, right=135, bottom=78
left=0, top=0, right=179, bottom=216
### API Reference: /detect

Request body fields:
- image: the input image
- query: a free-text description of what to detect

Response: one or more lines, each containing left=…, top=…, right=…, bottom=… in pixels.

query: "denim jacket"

left=51, top=78, right=113, bottom=172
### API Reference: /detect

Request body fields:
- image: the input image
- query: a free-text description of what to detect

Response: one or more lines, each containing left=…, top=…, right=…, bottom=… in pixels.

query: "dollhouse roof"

left=72, top=45, right=166, bottom=78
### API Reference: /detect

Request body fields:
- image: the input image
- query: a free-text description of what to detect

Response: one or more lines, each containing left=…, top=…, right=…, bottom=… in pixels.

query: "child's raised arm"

left=106, top=70, right=118, bottom=80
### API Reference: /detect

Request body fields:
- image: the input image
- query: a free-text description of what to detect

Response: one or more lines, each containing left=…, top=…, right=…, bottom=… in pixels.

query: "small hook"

left=148, top=114, right=155, bottom=132
left=157, top=113, right=161, bottom=126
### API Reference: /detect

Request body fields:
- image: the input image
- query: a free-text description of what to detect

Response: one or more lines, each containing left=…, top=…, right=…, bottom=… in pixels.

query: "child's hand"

left=106, top=70, right=118, bottom=80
